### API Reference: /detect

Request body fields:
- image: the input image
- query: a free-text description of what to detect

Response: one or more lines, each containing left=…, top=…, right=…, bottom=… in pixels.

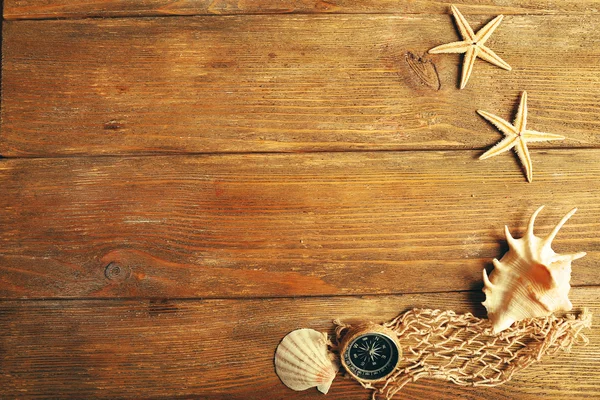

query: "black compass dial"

left=343, top=332, right=400, bottom=381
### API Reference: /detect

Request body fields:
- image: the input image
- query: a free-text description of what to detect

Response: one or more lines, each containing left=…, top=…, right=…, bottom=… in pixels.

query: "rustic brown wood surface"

left=1, top=151, right=599, bottom=299
left=0, top=289, right=598, bottom=399
left=4, top=0, right=600, bottom=19
left=1, top=1, right=599, bottom=399
left=2, top=15, right=600, bottom=157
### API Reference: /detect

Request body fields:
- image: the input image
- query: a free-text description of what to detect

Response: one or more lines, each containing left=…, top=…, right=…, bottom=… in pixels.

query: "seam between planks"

left=3, top=11, right=600, bottom=22
left=1, top=146, right=597, bottom=161
left=1, top=284, right=598, bottom=302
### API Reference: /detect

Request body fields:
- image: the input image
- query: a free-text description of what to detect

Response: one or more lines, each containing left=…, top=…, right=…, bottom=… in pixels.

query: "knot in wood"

left=405, top=51, right=441, bottom=90
left=104, top=262, right=131, bottom=281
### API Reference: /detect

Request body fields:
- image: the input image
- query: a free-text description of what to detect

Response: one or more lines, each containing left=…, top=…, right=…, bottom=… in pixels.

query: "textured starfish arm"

left=480, top=135, right=518, bottom=160
left=460, top=46, right=479, bottom=89
left=474, top=15, right=504, bottom=45
left=477, top=110, right=517, bottom=136
left=428, top=41, right=470, bottom=54
left=522, top=130, right=566, bottom=142
left=513, top=91, right=528, bottom=132
left=477, top=45, right=512, bottom=71
left=514, top=139, right=533, bottom=182
left=450, top=5, right=475, bottom=41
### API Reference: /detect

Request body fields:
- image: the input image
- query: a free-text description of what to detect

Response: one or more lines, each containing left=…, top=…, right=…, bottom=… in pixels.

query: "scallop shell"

left=275, top=328, right=338, bottom=394
left=483, top=206, right=586, bottom=334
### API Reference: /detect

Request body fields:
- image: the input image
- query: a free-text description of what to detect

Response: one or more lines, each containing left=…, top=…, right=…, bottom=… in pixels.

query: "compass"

left=339, top=325, right=401, bottom=382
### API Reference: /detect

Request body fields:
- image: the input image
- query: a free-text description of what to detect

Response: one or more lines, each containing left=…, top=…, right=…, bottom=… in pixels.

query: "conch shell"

left=483, top=206, right=586, bottom=334
left=275, top=328, right=338, bottom=394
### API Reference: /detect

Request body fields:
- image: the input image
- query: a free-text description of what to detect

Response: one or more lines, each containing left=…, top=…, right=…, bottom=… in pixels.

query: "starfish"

left=429, top=5, right=511, bottom=89
left=478, top=91, right=565, bottom=183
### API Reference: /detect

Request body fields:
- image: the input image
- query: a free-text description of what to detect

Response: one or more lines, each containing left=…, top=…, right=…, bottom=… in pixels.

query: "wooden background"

left=1, top=1, right=599, bottom=399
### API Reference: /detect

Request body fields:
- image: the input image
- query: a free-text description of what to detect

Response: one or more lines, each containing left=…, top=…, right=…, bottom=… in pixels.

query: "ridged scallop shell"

left=483, top=206, right=586, bottom=334
left=275, top=328, right=338, bottom=394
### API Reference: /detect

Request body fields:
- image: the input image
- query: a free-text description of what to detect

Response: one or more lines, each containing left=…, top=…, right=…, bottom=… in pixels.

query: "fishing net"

left=334, top=308, right=592, bottom=400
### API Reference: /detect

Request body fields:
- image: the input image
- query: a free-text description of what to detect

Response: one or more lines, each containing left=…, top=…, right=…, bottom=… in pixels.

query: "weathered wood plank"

left=4, top=0, right=600, bottom=20
left=0, top=288, right=598, bottom=399
left=1, top=151, right=599, bottom=299
left=2, top=15, right=599, bottom=157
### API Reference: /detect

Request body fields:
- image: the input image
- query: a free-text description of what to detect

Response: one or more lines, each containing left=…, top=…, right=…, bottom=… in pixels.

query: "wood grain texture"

left=4, top=0, right=600, bottom=19
left=2, top=15, right=600, bottom=157
left=1, top=151, right=599, bottom=299
left=1, top=289, right=598, bottom=399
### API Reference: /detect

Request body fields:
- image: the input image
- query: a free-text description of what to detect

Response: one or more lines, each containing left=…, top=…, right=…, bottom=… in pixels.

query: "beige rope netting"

left=334, top=308, right=592, bottom=400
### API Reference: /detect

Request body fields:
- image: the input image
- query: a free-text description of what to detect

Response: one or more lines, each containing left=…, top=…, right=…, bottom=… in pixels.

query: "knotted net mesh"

left=334, top=308, right=592, bottom=400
